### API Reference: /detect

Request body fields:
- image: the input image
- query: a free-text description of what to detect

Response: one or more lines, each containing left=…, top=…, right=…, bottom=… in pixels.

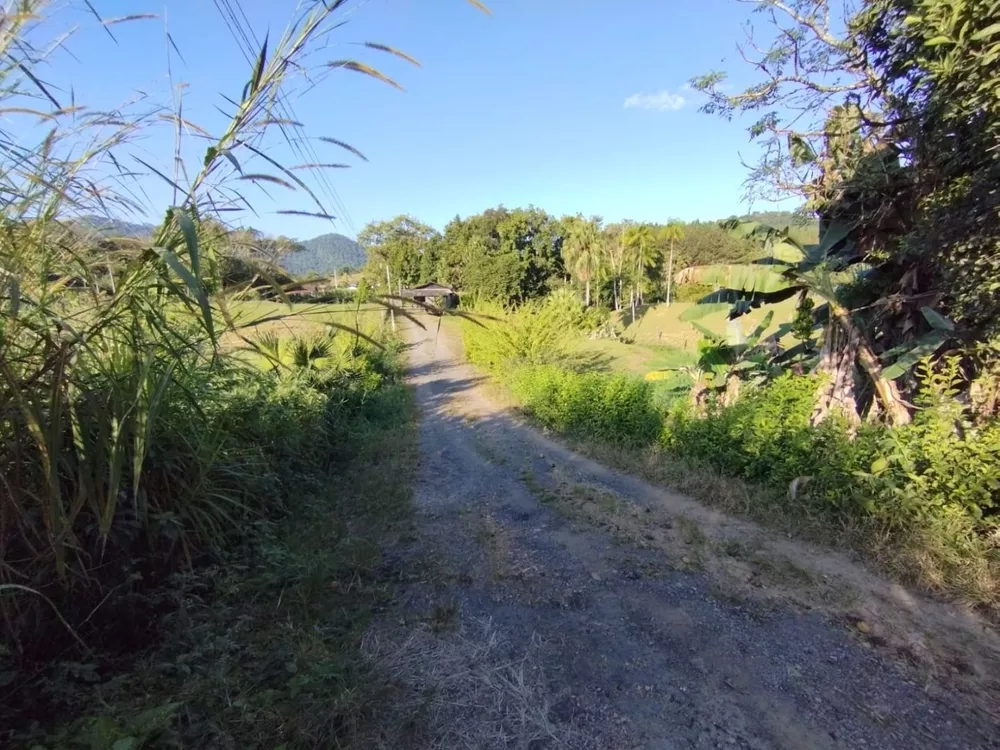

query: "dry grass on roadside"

left=360, top=619, right=578, bottom=749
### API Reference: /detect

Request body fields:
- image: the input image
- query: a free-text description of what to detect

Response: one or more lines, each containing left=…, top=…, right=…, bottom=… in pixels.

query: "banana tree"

left=678, top=220, right=956, bottom=426
left=691, top=309, right=781, bottom=406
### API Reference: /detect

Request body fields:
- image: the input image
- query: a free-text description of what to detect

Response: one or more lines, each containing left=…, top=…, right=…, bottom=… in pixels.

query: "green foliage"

left=437, top=206, right=565, bottom=304
left=541, top=286, right=608, bottom=331
left=0, top=0, right=428, bottom=739
left=663, top=374, right=868, bottom=507
left=697, top=0, right=1000, bottom=350
left=461, top=301, right=569, bottom=372
left=791, top=293, right=816, bottom=344
left=689, top=311, right=781, bottom=392
left=859, top=0, right=1000, bottom=337
left=358, top=215, right=439, bottom=291
left=854, top=358, right=1000, bottom=525
left=510, top=365, right=661, bottom=446
left=11, top=374, right=416, bottom=749
left=663, top=368, right=1000, bottom=539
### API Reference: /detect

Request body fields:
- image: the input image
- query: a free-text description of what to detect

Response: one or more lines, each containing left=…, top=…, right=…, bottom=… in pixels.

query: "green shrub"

left=461, top=301, right=569, bottom=372
left=662, top=369, right=1000, bottom=534
left=510, top=364, right=661, bottom=445
left=854, top=359, right=1000, bottom=527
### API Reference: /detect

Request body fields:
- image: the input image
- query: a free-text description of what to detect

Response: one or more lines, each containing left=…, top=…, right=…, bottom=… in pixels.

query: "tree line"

left=356, top=208, right=815, bottom=309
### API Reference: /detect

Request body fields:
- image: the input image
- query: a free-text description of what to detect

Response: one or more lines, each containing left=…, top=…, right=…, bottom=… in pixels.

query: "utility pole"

left=385, top=262, right=395, bottom=332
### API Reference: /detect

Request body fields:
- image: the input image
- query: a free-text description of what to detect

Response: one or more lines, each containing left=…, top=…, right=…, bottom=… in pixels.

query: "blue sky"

left=35, top=0, right=786, bottom=239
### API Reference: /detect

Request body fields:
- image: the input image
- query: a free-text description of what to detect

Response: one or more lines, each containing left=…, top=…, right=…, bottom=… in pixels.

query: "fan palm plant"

left=563, top=216, right=604, bottom=306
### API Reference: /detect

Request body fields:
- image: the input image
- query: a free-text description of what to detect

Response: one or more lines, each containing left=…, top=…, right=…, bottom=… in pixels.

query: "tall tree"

left=624, top=223, right=659, bottom=308
left=436, top=206, right=565, bottom=304
left=563, top=216, right=603, bottom=306
left=603, top=223, right=629, bottom=311
left=660, top=222, right=684, bottom=307
left=358, top=215, right=438, bottom=293
left=691, top=0, right=1000, bottom=423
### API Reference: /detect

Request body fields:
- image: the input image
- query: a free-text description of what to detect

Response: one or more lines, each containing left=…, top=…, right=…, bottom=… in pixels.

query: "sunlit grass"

left=220, top=300, right=389, bottom=349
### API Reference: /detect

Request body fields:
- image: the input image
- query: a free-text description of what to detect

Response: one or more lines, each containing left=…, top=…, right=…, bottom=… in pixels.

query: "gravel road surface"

left=362, top=317, right=999, bottom=749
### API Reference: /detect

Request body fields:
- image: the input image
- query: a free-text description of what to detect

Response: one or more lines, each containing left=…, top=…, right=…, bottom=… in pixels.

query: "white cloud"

left=623, top=89, right=687, bottom=112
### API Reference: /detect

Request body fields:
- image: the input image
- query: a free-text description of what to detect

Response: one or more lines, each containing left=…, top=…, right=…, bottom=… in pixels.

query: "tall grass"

left=0, top=0, right=419, bottom=655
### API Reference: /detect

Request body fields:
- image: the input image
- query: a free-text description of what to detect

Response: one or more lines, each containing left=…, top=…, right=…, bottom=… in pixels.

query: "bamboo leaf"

left=155, top=247, right=214, bottom=340
left=177, top=211, right=200, bottom=278
left=276, top=210, right=337, bottom=220
left=289, top=163, right=351, bottom=170
left=102, top=14, right=158, bottom=25
left=971, top=22, right=1000, bottom=41
left=251, top=33, right=269, bottom=96
left=238, top=173, right=296, bottom=190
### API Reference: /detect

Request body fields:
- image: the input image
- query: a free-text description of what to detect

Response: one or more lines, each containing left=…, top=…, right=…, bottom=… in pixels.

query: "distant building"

left=286, top=280, right=328, bottom=298
left=399, top=282, right=459, bottom=310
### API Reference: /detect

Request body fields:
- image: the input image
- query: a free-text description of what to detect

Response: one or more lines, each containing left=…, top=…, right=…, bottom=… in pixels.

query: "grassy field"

left=218, top=301, right=399, bottom=364
left=224, top=300, right=389, bottom=338
left=570, top=297, right=799, bottom=378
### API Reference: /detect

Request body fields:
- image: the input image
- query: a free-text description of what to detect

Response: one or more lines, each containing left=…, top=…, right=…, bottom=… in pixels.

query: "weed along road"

left=368, top=315, right=1000, bottom=750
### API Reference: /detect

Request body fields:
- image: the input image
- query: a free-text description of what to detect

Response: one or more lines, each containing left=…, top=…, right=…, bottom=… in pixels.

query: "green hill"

left=280, top=232, right=365, bottom=277
left=78, top=215, right=156, bottom=239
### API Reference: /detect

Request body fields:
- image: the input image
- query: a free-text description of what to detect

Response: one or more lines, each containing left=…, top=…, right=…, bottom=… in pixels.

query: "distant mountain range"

left=76, top=216, right=366, bottom=276
left=78, top=215, right=156, bottom=239
left=278, top=233, right=366, bottom=276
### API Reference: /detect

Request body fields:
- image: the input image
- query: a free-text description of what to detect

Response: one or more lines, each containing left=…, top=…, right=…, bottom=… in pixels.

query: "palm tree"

left=625, top=224, right=659, bottom=305
left=660, top=222, right=684, bottom=307
left=603, top=223, right=629, bottom=311
left=564, top=216, right=603, bottom=306
left=623, top=223, right=660, bottom=321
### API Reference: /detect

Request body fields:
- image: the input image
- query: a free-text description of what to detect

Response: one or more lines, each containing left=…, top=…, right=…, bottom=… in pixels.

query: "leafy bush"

left=462, top=301, right=569, bottom=372
left=663, top=369, right=1000, bottom=533
left=542, top=286, right=610, bottom=331
left=509, top=364, right=661, bottom=445
left=853, top=359, right=1000, bottom=527
left=663, top=374, right=868, bottom=507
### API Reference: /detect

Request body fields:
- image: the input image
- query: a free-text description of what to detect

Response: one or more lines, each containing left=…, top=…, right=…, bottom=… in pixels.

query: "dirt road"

left=365, top=318, right=999, bottom=749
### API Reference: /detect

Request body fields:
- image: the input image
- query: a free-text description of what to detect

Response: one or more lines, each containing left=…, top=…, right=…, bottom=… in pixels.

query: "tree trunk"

left=722, top=373, right=741, bottom=407
left=666, top=240, right=675, bottom=307
left=812, top=308, right=911, bottom=428
left=833, top=305, right=910, bottom=426
left=630, top=285, right=636, bottom=324
left=585, top=278, right=591, bottom=307
left=811, top=319, right=861, bottom=428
